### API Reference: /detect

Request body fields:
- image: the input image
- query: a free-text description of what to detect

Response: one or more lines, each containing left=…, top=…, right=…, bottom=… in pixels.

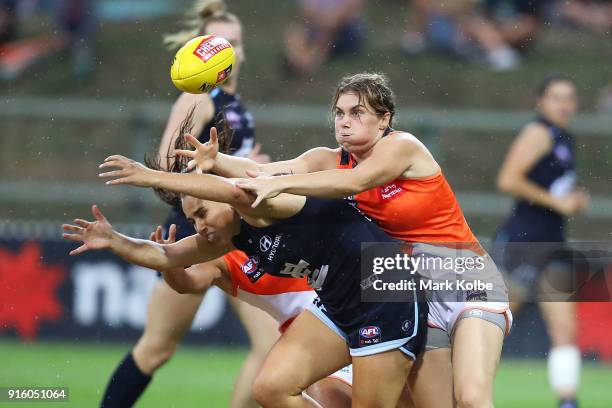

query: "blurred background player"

left=401, top=0, right=548, bottom=70
left=0, top=0, right=96, bottom=80
left=99, top=1, right=272, bottom=407
left=282, top=0, right=365, bottom=78
left=494, top=76, right=589, bottom=408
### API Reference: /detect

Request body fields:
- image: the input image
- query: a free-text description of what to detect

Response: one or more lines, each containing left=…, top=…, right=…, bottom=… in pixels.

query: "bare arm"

left=99, top=155, right=307, bottom=222
left=236, top=133, right=439, bottom=206
left=214, top=147, right=338, bottom=177
left=497, top=123, right=588, bottom=216
left=160, top=261, right=226, bottom=295
left=62, top=205, right=232, bottom=270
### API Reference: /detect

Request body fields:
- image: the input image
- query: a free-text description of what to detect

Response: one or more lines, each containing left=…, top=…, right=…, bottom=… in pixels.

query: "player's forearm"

left=155, top=171, right=254, bottom=206
left=213, top=153, right=261, bottom=177
left=108, top=231, right=175, bottom=270
left=213, top=153, right=303, bottom=178
left=158, top=268, right=202, bottom=294
left=278, top=169, right=364, bottom=199
left=499, top=176, right=559, bottom=210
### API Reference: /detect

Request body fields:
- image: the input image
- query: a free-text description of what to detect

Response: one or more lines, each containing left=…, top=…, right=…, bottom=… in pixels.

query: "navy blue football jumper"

left=164, top=87, right=256, bottom=240
left=498, top=116, right=576, bottom=243
left=231, top=197, right=427, bottom=357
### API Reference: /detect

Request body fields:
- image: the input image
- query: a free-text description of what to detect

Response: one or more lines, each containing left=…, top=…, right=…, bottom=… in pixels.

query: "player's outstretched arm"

left=149, top=224, right=224, bottom=294
left=174, top=127, right=338, bottom=177
left=236, top=133, right=424, bottom=207
left=99, top=154, right=305, bottom=220
left=62, top=205, right=230, bottom=270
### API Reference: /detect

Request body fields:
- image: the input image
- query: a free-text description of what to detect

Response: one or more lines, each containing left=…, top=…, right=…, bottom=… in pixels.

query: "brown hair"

left=164, top=0, right=241, bottom=50
left=332, top=73, right=396, bottom=127
left=537, top=75, right=575, bottom=97
left=145, top=105, right=233, bottom=209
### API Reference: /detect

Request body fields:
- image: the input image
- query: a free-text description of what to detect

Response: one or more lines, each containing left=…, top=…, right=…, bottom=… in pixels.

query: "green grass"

left=1, top=340, right=611, bottom=407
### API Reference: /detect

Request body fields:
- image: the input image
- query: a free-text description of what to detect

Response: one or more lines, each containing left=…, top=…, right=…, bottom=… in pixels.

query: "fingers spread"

left=73, top=219, right=90, bottom=227
left=63, top=233, right=83, bottom=242
left=175, top=149, right=196, bottom=158
left=69, top=244, right=89, bottom=256
left=62, top=224, right=83, bottom=232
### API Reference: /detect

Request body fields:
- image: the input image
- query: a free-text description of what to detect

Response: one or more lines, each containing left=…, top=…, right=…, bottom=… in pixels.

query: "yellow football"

left=170, top=35, right=235, bottom=94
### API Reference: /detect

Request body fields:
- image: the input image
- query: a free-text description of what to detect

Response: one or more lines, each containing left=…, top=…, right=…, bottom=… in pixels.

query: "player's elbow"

left=496, top=172, right=516, bottom=194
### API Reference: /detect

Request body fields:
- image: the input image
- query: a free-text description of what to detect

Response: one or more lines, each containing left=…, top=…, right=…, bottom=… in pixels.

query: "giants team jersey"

left=223, top=250, right=316, bottom=330
left=337, top=149, right=478, bottom=245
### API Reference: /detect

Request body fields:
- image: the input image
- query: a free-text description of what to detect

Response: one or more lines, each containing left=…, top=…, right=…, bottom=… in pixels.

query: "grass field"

left=1, top=340, right=611, bottom=407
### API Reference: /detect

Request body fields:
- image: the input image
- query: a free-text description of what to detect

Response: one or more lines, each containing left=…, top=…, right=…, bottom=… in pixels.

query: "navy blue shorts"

left=308, top=298, right=427, bottom=358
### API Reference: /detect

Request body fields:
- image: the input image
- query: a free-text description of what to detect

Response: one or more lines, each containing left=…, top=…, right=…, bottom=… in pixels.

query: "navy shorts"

left=308, top=298, right=428, bottom=359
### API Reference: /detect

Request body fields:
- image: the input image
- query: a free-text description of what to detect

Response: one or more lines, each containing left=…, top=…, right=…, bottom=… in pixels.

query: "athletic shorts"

left=426, top=308, right=512, bottom=349
left=409, top=243, right=513, bottom=338
left=328, top=365, right=353, bottom=386
left=308, top=298, right=428, bottom=359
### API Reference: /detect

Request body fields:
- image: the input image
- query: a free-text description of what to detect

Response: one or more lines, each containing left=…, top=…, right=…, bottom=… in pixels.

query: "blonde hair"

left=164, top=0, right=241, bottom=50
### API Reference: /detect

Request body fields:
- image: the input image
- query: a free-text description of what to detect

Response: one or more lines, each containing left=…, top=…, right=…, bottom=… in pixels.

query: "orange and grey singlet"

left=336, top=148, right=478, bottom=245
left=336, top=147, right=512, bottom=335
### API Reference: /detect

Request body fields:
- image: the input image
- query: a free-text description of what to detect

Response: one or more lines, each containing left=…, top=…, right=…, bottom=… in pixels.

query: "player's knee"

left=548, top=324, right=576, bottom=347
left=454, top=380, right=492, bottom=408
left=133, top=338, right=178, bottom=374
left=251, top=371, right=296, bottom=407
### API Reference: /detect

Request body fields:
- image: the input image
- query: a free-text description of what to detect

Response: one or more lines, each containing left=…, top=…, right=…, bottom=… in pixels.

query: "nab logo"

left=241, top=257, right=260, bottom=275
left=359, top=326, right=380, bottom=339
left=260, top=235, right=273, bottom=252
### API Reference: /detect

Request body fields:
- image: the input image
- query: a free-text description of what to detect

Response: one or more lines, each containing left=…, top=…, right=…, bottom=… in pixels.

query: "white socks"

left=548, top=345, right=581, bottom=395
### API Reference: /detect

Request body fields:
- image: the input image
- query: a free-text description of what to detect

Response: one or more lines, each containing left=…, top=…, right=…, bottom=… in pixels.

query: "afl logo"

left=241, top=256, right=260, bottom=275
left=260, top=235, right=273, bottom=252
left=359, top=326, right=381, bottom=339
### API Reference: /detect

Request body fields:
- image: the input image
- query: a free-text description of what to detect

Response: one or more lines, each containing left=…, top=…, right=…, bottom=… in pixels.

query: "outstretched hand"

left=175, top=127, right=219, bottom=173
left=149, top=224, right=177, bottom=245
left=99, top=155, right=158, bottom=187
left=62, top=205, right=114, bottom=256
left=235, top=171, right=283, bottom=208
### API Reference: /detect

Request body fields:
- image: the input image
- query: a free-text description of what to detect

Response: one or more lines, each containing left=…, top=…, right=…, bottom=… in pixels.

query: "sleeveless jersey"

left=336, top=148, right=478, bottom=246
left=501, top=117, right=576, bottom=242
left=199, top=87, right=255, bottom=157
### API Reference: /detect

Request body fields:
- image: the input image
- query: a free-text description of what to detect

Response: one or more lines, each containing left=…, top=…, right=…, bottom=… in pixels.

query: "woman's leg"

left=252, top=310, right=351, bottom=408
left=101, top=280, right=204, bottom=407
left=228, top=296, right=280, bottom=408
left=451, top=316, right=504, bottom=408
left=306, top=377, right=352, bottom=408
left=352, top=350, right=414, bottom=408
left=404, top=346, right=453, bottom=408
left=539, top=302, right=580, bottom=404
